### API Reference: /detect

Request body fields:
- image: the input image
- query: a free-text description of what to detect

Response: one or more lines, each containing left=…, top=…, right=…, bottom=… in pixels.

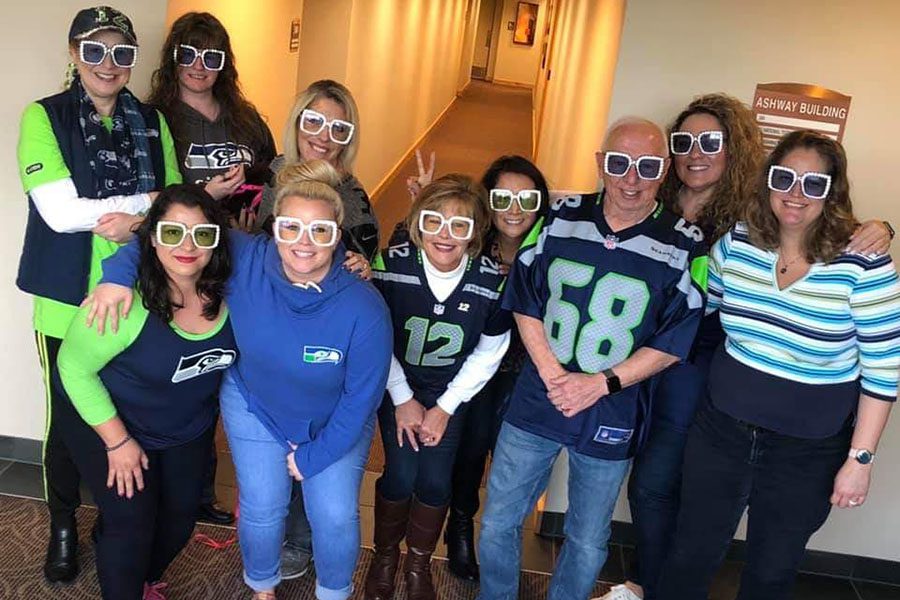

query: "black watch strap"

left=884, top=221, right=895, bottom=240
left=603, top=368, right=622, bottom=394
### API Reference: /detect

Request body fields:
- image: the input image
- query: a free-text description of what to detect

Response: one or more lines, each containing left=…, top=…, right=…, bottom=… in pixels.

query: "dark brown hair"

left=659, top=93, right=764, bottom=240
left=744, top=130, right=856, bottom=262
left=148, top=12, right=267, bottom=151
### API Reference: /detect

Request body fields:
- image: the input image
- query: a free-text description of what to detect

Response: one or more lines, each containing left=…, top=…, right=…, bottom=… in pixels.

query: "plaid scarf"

left=75, top=76, right=156, bottom=198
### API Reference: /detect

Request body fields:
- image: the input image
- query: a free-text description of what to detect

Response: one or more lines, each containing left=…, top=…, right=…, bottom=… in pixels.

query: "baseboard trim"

left=491, top=78, right=534, bottom=90
left=0, top=435, right=42, bottom=464
left=537, top=511, right=900, bottom=586
left=369, top=95, right=459, bottom=203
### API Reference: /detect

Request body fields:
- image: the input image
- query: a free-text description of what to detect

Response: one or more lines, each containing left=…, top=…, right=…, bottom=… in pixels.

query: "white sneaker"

left=592, top=583, right=644, bottom=600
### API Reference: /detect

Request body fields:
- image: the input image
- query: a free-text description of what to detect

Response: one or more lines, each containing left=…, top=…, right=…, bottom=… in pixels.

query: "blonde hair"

left=406, top=174, right=489, bottom=257
left=274, top=159, right=345, bottom=225
left=283, top=79, right=360, bottom=174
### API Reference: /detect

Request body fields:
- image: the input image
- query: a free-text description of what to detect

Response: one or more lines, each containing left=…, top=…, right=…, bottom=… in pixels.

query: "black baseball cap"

left=68, top=6, right=137, bottom=44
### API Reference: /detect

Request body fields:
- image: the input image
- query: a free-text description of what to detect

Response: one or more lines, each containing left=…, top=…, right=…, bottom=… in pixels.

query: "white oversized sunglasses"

left=274, top=216, right=339, bottom=246
left=79, top=40, right=138, bottom=68
left=298, top=109, right=355, bottom=145
left=155, top=221, right=220, bottom=248
left=418, top=210, right=474, bottom=241
left=174, top=44, right=226, bottom=71
left=603, top=152, right=666, bottom=180
left=490, top=189, right=542, bottom=212
left=670, top=130, right=725, bottom=155
left=767, top=165, right=832, bottom=200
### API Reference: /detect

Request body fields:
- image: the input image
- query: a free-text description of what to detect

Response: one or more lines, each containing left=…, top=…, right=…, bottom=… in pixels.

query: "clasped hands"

left=394, top=398, right=450, bottom=451
left=545, top=369, right=609, bottom=418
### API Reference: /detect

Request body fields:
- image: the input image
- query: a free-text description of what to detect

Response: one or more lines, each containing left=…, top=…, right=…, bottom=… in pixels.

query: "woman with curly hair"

left=148, top=12, right=276, bottom=214
left=599, top=95, right=893, bottom=600
left=657, top=130, right=899, bottom=599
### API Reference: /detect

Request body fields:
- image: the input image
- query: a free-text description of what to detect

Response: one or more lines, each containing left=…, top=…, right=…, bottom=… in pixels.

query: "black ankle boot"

left=44, top=524, right=79, bottom=584
left=444, top=507, right=479, bottom=581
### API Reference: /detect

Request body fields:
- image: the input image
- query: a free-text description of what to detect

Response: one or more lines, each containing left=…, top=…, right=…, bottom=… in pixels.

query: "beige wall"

left=166, top=0, right=304, bottom=152
left=605, top=0, right=900, bottom=561
left=0, top=0, right=169, bottom=441
left=456, top=0, right=482, bottom=92
left=295, top=0, right=472, bottom=195
left=533, top=0, right=626, bottom=191
left=492, top=0, right=546, bottom=87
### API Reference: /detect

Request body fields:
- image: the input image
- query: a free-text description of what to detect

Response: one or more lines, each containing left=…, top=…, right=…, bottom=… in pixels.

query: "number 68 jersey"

left=503, top=192, right=708, bottom=460
left=372, top=240, right=511, bottom=408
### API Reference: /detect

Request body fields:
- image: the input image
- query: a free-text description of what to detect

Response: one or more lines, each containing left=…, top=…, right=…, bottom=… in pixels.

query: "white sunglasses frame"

left=670, top=130, right=725, bottom=155
left=767, top=165, right=833, bottom=200
left=79, top=40, right=138, bottom=69
left=418, top=210, right=475, bottom=241
left=489, top=189, right=542, bottom=213
left=273, top=216, right=339, bottom=246
left=155, top=221, right=220, bottom=248
left=603, top=152, right=667, bottom=181
left=174, top=44, right=226, bottom=71
left=298, top=109, right=356, bottom=145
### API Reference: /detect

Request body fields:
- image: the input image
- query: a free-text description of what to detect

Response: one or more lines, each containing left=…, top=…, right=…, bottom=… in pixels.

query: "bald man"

left=476, top=118, right=709, bottom=600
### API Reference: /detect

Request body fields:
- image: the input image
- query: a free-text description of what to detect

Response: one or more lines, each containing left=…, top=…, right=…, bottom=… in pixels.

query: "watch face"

left=856, top=450, right=873, bottom=465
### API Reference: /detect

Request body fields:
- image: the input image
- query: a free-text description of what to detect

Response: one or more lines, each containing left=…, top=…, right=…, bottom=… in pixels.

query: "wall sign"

left=289, top=18, right=301, bottom=53
left=752, top=82, right=851, bottom=149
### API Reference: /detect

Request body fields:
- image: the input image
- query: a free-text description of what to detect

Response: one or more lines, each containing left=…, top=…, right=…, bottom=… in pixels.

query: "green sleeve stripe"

left=17, top=103, right=71, bottom=193
left=691, top=256, right=709, bottom=293
left=520, top=217, right=544, bottom=250
left=57, top=297, right=148, bottom=426
left=158, top=112, right=183, bottom=186
left=372, top=251, right=386, bottom=272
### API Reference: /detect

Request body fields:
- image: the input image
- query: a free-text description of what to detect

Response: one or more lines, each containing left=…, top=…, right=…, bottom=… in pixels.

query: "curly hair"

left=406, top=174, right=490, bottom=258
left=135, top=184, right=231, bottom=323
left=744, top=130, right=856, bottom=263
left=147, top=12, right=268, bottom=153
left=283, top=80, right=361, bottom=174
left=658, top=93, right=764, bottom=240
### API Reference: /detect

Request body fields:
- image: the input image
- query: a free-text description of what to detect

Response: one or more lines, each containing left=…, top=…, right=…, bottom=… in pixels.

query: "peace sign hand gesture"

left=406, top=148, right=436, bottom=202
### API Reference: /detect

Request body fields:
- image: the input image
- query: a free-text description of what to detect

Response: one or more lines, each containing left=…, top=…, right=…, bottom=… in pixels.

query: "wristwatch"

left=603, top=368, right=622, bottom=394
left=884, top=221, right=895, bottom=240
left=849, top=448, right=875, bottom=465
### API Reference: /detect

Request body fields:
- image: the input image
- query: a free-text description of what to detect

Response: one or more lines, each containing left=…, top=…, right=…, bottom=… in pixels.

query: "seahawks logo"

left=184, top=142, right=253, bottom=170
left=303, top=346, right=344, bottom=365
left=171, top=348, right=237, bottom=383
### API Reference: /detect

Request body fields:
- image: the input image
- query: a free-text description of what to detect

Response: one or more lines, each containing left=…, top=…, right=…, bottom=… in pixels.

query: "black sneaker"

left=281, top=546, right=313, bottom=580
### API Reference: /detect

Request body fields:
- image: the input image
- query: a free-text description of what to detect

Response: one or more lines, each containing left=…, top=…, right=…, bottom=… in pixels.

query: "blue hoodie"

left=101, top=231, right=392, bottom=478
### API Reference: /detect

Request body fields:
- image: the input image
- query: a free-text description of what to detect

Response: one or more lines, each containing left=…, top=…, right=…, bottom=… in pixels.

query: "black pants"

left=657, top=403, right=851, bottom=600
left=55, top=392, right=213, bottom=600
left=36, top=333, right=81, bottom=528
left=449, top=370, right=516, bottom=516
left=200, top=414, right=220, bottom=505
left=376, top=398, right=467, bottom=506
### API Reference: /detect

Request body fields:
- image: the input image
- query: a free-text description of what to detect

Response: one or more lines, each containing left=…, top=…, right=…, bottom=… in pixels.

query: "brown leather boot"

left=403, top=498, right=449, bottom=600
left=364, top=493, right=411, bottom=600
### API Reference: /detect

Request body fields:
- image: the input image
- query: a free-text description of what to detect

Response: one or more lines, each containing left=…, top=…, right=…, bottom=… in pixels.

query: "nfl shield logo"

left=433, top=304, right=445, bottom=315
left=603, top=235, right=618, bottom=250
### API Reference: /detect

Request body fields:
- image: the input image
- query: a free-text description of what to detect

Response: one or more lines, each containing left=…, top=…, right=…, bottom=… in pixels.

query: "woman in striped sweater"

left=657, top=130, right=900, bottom=600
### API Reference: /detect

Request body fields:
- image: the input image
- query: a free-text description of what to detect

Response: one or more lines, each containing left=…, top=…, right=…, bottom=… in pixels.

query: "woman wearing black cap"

left=15, top=5, right=180, bottom=584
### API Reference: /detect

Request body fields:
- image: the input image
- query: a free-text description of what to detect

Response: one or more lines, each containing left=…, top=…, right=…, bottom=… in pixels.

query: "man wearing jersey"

left=476, top=118, right=707, bottom=600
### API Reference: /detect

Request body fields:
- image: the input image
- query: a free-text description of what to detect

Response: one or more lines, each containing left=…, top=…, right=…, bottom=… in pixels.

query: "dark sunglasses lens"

left=637, top=158, right=663, bottom=179
left=671, top=133, right=693, bottom=154
left=176, top=46, right=197, bottom=66
left=112, top=46, right=136, bottom=67
left=82, top=42, right=106, bottom=64
left=606, top=154, right=630, bottom=175
left=803, top=175, right=829, bottom=198
left=770, top=168, right=795, bottom=191
left=203, top=51, right=225, bottom=70
left=699, top=132, right=723, bottom=153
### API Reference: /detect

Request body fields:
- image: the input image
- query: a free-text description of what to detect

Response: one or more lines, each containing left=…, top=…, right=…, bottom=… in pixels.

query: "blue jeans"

left=220, top=373, right=373, bottom=600
left=477, top=423, right=630, bottom=600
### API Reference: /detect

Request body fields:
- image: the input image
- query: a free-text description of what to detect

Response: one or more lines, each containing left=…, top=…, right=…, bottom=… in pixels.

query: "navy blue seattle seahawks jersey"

left=503, top=191, right=707, bottom=460
left=372, top=240, right=511, bottom=408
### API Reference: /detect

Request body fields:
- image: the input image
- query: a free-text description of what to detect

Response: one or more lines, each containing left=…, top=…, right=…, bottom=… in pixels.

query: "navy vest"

left=16, top=85, right=165, bottom=306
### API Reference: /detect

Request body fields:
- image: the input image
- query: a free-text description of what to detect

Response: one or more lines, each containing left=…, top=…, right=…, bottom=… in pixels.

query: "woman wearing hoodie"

left=87, top=160, right=393, bottom=600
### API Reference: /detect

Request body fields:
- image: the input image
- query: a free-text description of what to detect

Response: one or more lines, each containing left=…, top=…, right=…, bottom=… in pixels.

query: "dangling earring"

left=63, top=62, right=78, bottom=90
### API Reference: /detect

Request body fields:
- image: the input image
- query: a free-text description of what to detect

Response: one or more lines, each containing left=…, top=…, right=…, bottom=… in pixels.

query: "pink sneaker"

left=143, top=581, right=168, bottom=600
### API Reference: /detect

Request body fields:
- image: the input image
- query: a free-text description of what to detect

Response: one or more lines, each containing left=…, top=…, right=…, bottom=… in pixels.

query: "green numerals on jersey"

left=545, top=259, right=650, bottom=373
left=404, top=316, right=465, bottom=367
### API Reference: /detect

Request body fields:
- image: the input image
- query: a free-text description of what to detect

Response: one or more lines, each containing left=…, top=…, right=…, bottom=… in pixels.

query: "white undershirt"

left=29, top=177, right=151, bottom=233
left=386, top=251, right=511, bottom=414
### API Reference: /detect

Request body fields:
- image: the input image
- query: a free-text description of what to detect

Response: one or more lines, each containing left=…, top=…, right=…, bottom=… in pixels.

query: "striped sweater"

left=708, top=222, right=900, bottom=401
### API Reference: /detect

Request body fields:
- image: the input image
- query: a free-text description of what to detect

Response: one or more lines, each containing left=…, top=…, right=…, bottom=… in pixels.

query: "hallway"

left=372, top=80, right=535, bottom=235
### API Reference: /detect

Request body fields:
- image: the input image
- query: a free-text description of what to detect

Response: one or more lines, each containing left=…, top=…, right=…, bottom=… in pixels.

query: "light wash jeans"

left=220, top=372, right=373, bottom=600
left=477, top=422, right=630, bottom=600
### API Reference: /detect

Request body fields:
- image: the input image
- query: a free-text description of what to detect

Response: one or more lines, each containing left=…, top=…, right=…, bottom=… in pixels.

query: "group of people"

left=15, top=5, right=899, bottom=600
